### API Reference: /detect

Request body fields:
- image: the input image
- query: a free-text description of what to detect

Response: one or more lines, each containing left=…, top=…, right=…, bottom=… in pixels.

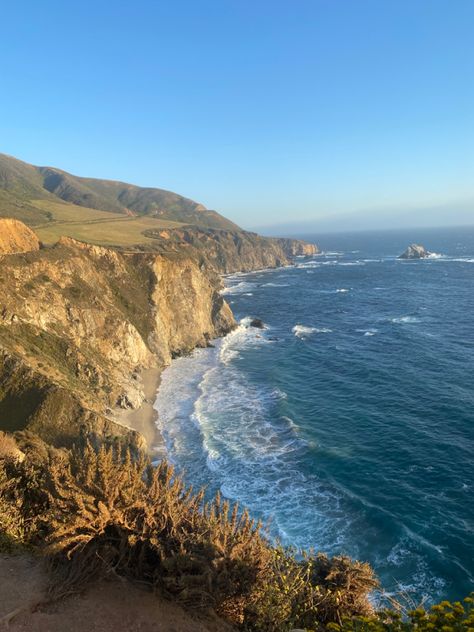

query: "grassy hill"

left=0, top=153, right=240, bottom=244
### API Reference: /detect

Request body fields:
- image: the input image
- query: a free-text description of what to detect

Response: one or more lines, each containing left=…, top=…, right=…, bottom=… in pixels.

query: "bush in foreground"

left=0, top=437, right=472, bottom=631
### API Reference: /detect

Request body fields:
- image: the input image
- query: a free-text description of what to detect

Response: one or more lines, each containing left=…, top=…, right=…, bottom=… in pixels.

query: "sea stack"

left=399, top=243, right=431, bottom=259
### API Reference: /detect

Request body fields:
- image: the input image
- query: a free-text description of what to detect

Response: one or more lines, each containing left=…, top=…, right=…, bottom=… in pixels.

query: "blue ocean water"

left=154, top=226, right=474, bottom=603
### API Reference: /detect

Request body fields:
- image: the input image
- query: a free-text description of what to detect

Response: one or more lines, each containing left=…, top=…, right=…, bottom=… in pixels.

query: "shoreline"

left=112, top=261, right=302, bottom=457
left=111, top=367, right=166, bottom=459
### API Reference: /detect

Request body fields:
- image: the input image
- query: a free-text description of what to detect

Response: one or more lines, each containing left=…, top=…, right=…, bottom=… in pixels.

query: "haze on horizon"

left=1, top=0, right=473, bottom=233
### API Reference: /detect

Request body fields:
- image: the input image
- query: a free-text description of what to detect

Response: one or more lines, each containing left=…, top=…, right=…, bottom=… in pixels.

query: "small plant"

left=0, top=431, right=20, bottom=460
left=326, top=594, right=474, bottom=631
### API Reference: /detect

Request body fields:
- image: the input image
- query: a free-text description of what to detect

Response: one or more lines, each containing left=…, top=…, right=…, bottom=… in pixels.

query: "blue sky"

left=1, top=0, right=473, bottom=230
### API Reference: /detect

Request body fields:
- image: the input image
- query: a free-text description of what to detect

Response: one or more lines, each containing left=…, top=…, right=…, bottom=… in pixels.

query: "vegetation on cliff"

left=0, top=436, right=472, bottom=631
left=0, top=436, right=376, bottom=630
left=0, top=152, right=239, bottom=231
left=0, top=153, right=318, bottom=264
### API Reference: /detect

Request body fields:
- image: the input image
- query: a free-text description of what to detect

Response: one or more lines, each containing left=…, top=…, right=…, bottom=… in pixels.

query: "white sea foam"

left=262, top=282, right=289, bottom=287
left=391, top=315, right=420, bottom=324
left=221, top=281, right=256, bottom=295
left=296, top=260, right=322, bottom=269
left=356, top=328, right=378, bottom=336
left=154, top=310, right=354, bottom=554
left=293, top=324, right=332, bottom=337
left=339, top=261, right=366, bottom=266
left=446, top=257, right=474, bottom=263
left=336, top=288, right=349, bottom=293
left=218, top=316, right=275, bottom=363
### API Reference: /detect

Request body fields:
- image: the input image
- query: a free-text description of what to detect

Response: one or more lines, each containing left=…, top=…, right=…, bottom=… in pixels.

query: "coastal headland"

left=0, top=153, right=318, bottom=454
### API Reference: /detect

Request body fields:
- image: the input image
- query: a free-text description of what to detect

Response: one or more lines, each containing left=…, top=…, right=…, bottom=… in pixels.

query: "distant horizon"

left=258, top=221, right=474, bottom=238
left=253, top=211, right=474, bottom=236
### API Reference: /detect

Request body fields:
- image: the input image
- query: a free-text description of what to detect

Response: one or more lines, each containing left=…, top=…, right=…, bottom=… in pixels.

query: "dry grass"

left=0, top=441, right=379, bottom=629
left=31, top=199, right=185, bottom=246
left=0, top=437, right=472, bottom=630
left=0, top=431, right=19, bottom=459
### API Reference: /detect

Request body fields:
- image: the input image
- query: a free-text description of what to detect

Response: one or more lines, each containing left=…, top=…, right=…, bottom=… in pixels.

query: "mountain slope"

left=0, top=153, right=240, bottom=231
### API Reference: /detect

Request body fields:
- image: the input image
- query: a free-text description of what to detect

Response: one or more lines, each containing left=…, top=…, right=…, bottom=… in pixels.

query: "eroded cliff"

left=0, top=234, right=234, bottom=447
left=142, top=226, right=319, bottom=273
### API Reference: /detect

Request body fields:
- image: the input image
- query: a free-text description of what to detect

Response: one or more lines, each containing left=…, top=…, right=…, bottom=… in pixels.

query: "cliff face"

left=0, top=218, right=40, bottom=254
left=0, top=235, right=234, bottom=446
left=142, top=227, right=319, bottom=273
left=273, top=237, right=318, bottom=257
left=0, top=216, right=317, bottom=449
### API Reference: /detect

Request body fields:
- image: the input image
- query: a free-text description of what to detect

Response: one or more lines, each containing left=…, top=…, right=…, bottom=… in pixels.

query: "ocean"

left=154, top=226, right=474, bottom=603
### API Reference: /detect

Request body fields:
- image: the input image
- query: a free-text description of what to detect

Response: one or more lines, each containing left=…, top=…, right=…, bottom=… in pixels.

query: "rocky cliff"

left=0, top=211, right=318, bottom=450
left=0, top=218, right=40, bottom=254
left=142, top=226, right=319, bottom=273
left=0, top=233, right=234, bottom=447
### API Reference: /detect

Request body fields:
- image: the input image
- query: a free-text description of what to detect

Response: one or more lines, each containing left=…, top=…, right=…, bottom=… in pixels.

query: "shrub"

left=327, top=594, right=474, bottom=631
left=243, top=548, right=378, bottom=631
left=0, top=431, right=20, bottom=460
left=37, top=443, right=274, bottom=620
left=7, top=441, right=372, bottom=628
left=0, top=457, right=30, bottom=550
left=7, top=439, right=451, bottom=631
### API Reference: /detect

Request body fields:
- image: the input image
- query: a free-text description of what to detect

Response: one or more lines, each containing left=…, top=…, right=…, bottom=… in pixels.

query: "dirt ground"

left=0, top=554, right=233, bottom=632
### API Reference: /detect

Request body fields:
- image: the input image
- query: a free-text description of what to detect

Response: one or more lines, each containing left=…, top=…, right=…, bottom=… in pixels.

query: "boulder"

left=249, top=318, right=265, bottom=329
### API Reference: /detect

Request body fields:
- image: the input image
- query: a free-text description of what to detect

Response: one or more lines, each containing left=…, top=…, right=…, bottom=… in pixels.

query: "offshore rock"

left=399, top=243, right=430, bottom=259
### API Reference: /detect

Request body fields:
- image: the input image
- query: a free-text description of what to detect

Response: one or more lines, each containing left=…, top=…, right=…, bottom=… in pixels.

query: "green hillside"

left=0, top=153, right=241, bottom=237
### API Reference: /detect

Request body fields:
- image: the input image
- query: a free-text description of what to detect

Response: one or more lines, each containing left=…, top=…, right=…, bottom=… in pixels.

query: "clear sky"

left=1, top=0, right=473, bottom=230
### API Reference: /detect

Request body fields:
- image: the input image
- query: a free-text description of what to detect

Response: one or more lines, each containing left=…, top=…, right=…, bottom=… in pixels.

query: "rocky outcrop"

left=0, top=233, right=235, bottom=447
left=399, top=243, right=431, bottom=259
left=143, top=227, right=319, bottom=273
left=273, top=237, right=319, bottom=257
left=0, top=218, right=40, bottom=254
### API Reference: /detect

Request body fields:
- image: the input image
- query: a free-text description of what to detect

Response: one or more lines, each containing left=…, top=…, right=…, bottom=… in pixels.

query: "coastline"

left=112, top=259, right=304, bottom=457
left=111, top=367, right=166, bottom=458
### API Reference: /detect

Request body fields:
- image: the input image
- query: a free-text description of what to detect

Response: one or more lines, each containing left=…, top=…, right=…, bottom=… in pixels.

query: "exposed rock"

left=142, top=226, right=319, bottom=273
left=0, top=218, right=40, bottom=255
left=0, top=237, right=235, bottom=447
left=274, top=237, right=319, bottom=257
left=249, top=318, right=265, bottom=329
left=399, top=243, right=431, bottom=259
left=0, top=226, right=316, bottom=450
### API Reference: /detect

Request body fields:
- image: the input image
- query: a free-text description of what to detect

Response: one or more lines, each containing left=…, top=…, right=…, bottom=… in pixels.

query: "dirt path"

left=0, top=555, right=233, bottom=632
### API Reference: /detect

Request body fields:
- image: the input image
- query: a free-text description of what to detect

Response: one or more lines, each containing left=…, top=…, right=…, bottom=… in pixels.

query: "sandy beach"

left=112, top=367, right=166, bottom=459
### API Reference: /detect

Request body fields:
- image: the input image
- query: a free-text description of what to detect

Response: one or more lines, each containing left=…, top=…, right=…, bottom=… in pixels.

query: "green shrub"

left=327, top=594, right=474, bottom=631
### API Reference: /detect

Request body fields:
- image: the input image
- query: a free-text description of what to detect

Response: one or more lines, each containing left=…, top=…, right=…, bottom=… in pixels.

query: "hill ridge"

left=0, top=152, right=240, bottom=231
